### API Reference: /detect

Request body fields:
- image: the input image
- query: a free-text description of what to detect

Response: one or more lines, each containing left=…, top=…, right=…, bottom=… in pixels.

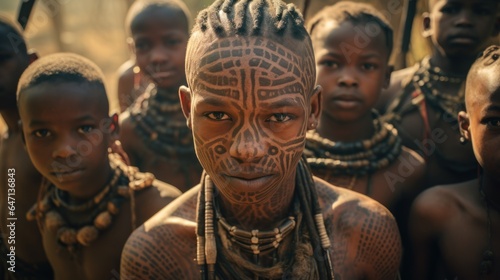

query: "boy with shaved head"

left=409, top=45, right=500, bottom=280
left=120, top=0, right=402, bottom=279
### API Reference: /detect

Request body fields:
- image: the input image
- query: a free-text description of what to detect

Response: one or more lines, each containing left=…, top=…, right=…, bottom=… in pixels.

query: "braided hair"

left=307, top=1, right=394, bottom=59
left=185, top=0, right=316, bottom=95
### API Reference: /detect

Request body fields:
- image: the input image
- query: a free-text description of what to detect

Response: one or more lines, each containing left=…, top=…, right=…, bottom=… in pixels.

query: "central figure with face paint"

left=121, top=0, right=402, bottom=279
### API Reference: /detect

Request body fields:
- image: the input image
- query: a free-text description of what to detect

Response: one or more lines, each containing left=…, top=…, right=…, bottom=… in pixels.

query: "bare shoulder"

left=410, top=180, right=475, bottom=228
left=121, top=186, right=200, bottom=279
left=134, top=179, right=182, bottom=222
left=315, top=177, right=402, bottom=279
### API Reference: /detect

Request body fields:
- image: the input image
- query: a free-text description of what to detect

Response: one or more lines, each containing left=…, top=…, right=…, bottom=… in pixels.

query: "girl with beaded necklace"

left=378, top=0, right=500, bottom=189
left=305, top=1, right=425, bottom=221
left=409, top=45, right=500, bottom=280
left=120, top=0, right=402, bottom=279
left=118, top=0, right=203, bottom=193
left=17, top=53, right=181, bottom=279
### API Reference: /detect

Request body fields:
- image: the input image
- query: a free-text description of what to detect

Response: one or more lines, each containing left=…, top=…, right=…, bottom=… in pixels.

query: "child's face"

left=462, top=47, right=500, bottom=175
left=19, top=82, right=116, bottom=197
left=131, top=8, right=188, bottom=90
left=0, top=26, right=29, bottom=109
left=313, top=20, right=391, bottom=122
left=180, top=36, right=320, bottom=202
left=426, top=0, right=498, bottom=57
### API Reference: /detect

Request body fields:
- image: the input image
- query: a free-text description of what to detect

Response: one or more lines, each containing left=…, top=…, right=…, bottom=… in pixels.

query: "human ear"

left=28, top=49, right=38, bottom=64
left=307, top=85, right=322, bottom=130
left=422, top=12, right=432, bottom=38
left=384, top=65, right=394, bottom=89
left=127, top=37, right=136, bottom=54
left=458, top=111, right=470, bottom=140
left=109, top=113, right=120, bottom=141
left=179, top=86, right=192, bottom=129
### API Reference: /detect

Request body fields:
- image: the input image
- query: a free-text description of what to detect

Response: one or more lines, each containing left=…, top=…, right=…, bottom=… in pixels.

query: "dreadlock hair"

left=125, top=0, right=192, bottom=37
left=307, top=1, right=394, bottom=59
left=17, top=53, right=109, bottom=113
left=185, top=0, right=316, bottom=96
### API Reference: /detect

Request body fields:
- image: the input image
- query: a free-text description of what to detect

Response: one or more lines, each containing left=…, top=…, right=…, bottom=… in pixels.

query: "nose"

left=150, top=45, right=168, bottom=64
left=229, top=128, right=266, bottom=163
left=52, top=134, right=78, bottom=159
left=455, top=10, right=474, bottom=27
left=337, top=67, right=359, bottom=87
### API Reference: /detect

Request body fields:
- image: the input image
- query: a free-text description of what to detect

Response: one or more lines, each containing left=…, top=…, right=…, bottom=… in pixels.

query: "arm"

left=407, top=188, right=450, bottom=280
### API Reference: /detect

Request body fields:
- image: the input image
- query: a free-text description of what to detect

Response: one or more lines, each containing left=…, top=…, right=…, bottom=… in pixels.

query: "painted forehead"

left=193, top=36, right=315, bottom=101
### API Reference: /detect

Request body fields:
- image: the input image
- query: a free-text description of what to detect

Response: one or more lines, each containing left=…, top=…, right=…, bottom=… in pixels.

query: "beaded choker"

left=304, top=116, right=402, bottom=176
left=128, top=85, right=197, bottom=159
left=412, top=56, right=466, bottom=119
left=216, top=205, right=296, bottom=256
left=26, top=153, right=155, bottom=252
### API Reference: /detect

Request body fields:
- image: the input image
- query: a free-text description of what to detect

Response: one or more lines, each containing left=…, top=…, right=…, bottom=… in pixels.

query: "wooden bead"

left=76, top=226, right=99, bottom=246
left=94, top=211, right=112, bottom=230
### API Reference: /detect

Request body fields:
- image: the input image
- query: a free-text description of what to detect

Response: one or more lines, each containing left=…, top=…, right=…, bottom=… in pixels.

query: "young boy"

left=0, top=15, right=53, bottom=279
left=378, top=0, right=500, bottom=188
left=305, top=0, right=425, bottom=218
left=120, top=1, right=402, bottom=279
left=118, top=0, right=203, bottom=192
left=17, top=52, right=181, bottom=279
left=409, top=45, right=500, bottom=280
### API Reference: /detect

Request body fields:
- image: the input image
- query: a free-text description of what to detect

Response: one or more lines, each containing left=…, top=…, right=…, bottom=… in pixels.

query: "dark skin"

left=409, top=45, right=500, bottom=280
left=311, top=19, right=425, bottom=212
left=377, top=0, right=500, bottom=188
left=0, top=24, right=49, bottom=269
left=121, top=34, right=402, bottom=280
left=115, top=58, right=149, bottom=112
left=119, top=7, right=202, bottom=192
left=18, top=81, right=181, bottom=280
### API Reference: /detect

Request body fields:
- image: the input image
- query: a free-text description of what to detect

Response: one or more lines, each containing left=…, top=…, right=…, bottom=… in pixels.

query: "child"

left=378, top=0, right=499, bottom=188
left=305, top=0, right=425, bottom=218
left=0, top=15, right=53, bottom=279
left=305, top=4, right=426, bottom=277
left=17, top=52, right=181, bottom=279
left=118, top=0, right=203, bottom=192
left=121, top=0, right=402, bottom=279
left=409, top=45, right=500, bottom=279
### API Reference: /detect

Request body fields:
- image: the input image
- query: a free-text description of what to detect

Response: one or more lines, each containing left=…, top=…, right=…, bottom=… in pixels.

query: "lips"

left=448, top=34, right=478, bottom=45
left=50, top=168, right=84, bottom=182
left=224, top=173, right=275, bottom=190
left=331, top=94, right=362, bottom=109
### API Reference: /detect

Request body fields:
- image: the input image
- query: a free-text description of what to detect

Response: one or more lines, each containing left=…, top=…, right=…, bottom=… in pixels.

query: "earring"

left=459, top=135, right=467, bottom=145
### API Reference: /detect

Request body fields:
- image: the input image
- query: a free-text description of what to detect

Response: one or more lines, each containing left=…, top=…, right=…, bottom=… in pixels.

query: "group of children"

left=0, top=0, right=499, bottom=279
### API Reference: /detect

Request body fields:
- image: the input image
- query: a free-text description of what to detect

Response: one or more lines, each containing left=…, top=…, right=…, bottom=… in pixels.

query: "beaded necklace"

left=197, top=159, right=334, bottom=280
left=26, top=153, right=155, bottom=253
left=411, top=56, right=466, bottom=119
left=128, top=85, right=197, bottom=160
left=304, top=115, right=402, bottom=177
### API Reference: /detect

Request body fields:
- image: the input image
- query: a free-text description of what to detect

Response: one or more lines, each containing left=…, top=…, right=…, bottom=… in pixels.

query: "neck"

left=429, top=50, right=476, bottom=76
left=317, top=112, right=375, bottom=142
left=0, top=108, right=21, bottom=134
left=216, top=172, right=296, bottom=231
